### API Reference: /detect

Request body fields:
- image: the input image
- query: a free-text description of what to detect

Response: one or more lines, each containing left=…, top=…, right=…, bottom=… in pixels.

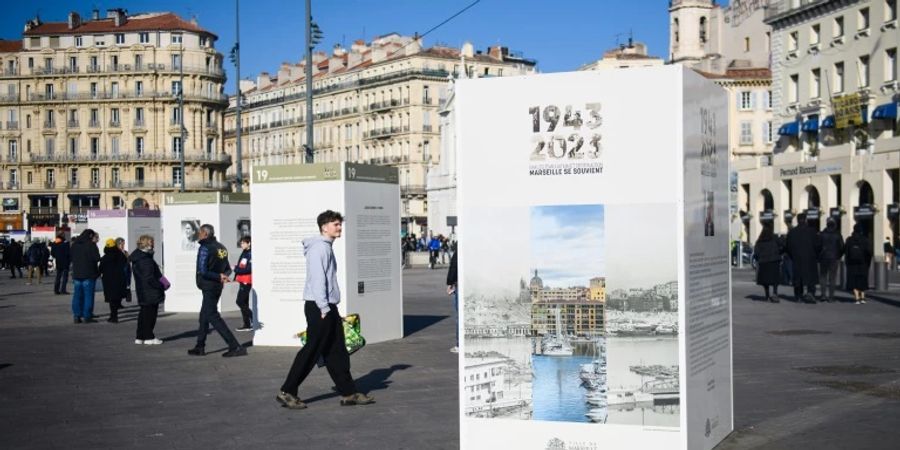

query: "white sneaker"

left=855, top=301, right=861, bottom=304
left=450, top=346, right=459, bottom=353
left=860, top=299, right=867, bottom=304
left=143, top=338, right=163, bottom=345
left=134, top=339, right=144, bottom=344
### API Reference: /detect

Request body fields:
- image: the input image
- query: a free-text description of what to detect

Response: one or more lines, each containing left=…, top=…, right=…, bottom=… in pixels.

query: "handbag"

left=159, top=275, right=171, bottom=291
left=296, top=313, right=366, bottom=356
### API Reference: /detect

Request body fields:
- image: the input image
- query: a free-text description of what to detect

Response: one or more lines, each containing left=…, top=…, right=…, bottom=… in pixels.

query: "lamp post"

left=178, top=43, right=185, bottom=192
left=305, top=0, right=323, bottom=163
left=232, top=0, right=243, bottom=191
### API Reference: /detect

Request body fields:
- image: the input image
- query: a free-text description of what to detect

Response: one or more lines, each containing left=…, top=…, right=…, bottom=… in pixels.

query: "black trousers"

left=54, top=269, right=69, bottom=293
left=281, top=301, right=356, bottom=397
left=196, top=288, right=240, bottom=349
left=793, top=282, right=816, bottom=300
left=235, top=283, right=253, bottom=328
left=819, top=260, right=839, bottom=300
left=136, top=304, right=160, bottom=340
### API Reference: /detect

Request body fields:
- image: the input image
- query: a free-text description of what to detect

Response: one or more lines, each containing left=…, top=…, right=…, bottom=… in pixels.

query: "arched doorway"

left=132, top=197, right=148, bottom=209
left=854, top=181, right=876, bottom=255
left=758, top=189, right=775, bottom=229
left=803, top=185, right=822, bottom=230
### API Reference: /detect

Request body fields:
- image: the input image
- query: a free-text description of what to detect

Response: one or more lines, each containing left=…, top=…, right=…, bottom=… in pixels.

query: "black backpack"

left=846, top=240, right=865, bottom=264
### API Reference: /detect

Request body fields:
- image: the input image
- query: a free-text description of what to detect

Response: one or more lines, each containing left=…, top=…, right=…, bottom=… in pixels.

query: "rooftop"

left=23, top=12, right=216, bottom=38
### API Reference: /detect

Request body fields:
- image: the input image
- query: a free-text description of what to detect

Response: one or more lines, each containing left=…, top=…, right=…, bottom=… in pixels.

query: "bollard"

left=873, top=261, right=889, bottom=291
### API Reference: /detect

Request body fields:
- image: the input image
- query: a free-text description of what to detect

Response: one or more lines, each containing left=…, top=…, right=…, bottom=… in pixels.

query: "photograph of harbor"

left=604, top=204, right=681, bottom=428
left=529, top=204, right=609, bottom=424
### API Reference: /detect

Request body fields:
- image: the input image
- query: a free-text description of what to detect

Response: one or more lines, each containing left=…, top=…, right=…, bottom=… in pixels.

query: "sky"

left=2, top=0, right=674, bottom=94
left=531, top=204, right=605, bottom=289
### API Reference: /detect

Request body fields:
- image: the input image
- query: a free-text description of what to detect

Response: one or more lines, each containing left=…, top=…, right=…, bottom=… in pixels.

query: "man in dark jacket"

left=818, top=219, right=844, bottom=302
left=7, top=240, right=23, bottom=278
left=188, top=224, right=246, bottom=357
left=70, top=229, right=101, bottom=323
left=25, top=241, right=44, bottom=285
left=50, top=235, right=71, bottom=295
left=785, top=213, right=822, bottom=303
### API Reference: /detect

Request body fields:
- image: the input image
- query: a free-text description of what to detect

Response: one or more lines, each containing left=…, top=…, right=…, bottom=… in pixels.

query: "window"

left=888, top=0, right=898, bottom=22
left=766, top=90, right=773, bottom=109
left=8, top=140, right=17, bottom=161
left=9, top=169, right=17, bottom=184
left=135, top=107, right=144, bottom=125
left=199, top=36, right=208, bottom=47
left=68, top=137, right=77, bottom=155
left=789, top=31, right=799, bottom=51
left=111, top=168, right=120, bottom=185
left=135, top=54, right=143, bottom=69
left=171, top=54, right=181, bottom=70
left=744, top=37, right=750, bottom=52
left=91, top=168, right=100, bottom=186
left=135, top=167, right=145, bottom=183
left=94, top=35, right=105, bottom=47
left=171, top=80, right=181, bottom=96
left=834, top=62, right=844, bottom=92
left=45, top=137, right=54, bottom=155
left=887, top=48, right=898, bottom=81
left=740, top=122, right=753, bottom=145
left=172, top=137, right=182, bottom=155
left=811, top=24, right=820, bottom=44
left=172, top=167, right=183, bottom=186
left=135, top=80, right=143, bottom=97
left=859, top=56, right=870, bottom=87
left=46, top=169, right=54, bottom=185
left=111, top=136, right=119, bottom=155
left=75, top=36, right=83, bottom=47
left=811, top=68, right=821, bottom=98
left=739, top=91, right=752, bottom=110
left=699, top=17, right=707, bottom=43
left=423, top=85, right=430, bottom=104
left=171, top=33, right=182, bottom=44
left=789, top=74, right=799, bottom=103
left=90, top=137, right=99, bottom=157
left=68, top=56, right=77, bottom=71
left=90, top=82, right=98, bottom=98
left=135, top=137, right=144, bottom=156
left=859, top=8, right=870, bottom=30
left=70, top=168, right=78, bottom=186
left=110, top=82, right=119, bottom=98
left=89, top=56, right=98, bottom=71
left=673, top=18, right=679, bottom=43
left=172, top=107, right=181, bottom=124
left=90, top=109, right=99, bottom=126
left=139, top=32, right=150, bottom=44
left=835, top=17, right=845, bottom=37
left=27, top=57, right=33, bottom=68
left=110, top=108, right=120, bottom=125
left=764, top=121, right=774, bottom=143
left=115, top=33, right=125, bottom=45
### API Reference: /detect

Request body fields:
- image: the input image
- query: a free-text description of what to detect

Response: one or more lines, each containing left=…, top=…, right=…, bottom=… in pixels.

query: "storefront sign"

left=775, top=158, right=848, bottom=179
left=830, top=207, right=844, bottom=219
left=805, top=208, right=820, bottom=220
left=2, top=198, right=18, bottom=208
left=854, top=204, right=876, bottom=220
left=833, top=93, right=864, bottom=129
left=783, top=210, right=795, bottom=223
left=887, top=204, right=899, bottom=219
left=759, top=210, right=776, bottom=222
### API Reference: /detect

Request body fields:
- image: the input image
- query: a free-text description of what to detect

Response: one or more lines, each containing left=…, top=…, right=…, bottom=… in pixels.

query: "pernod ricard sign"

left=776, top=158, right=848, bottom=179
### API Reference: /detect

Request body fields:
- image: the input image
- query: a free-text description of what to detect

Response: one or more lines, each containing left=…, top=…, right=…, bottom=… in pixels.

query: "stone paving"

left=1, top=267, right=899, bottom=449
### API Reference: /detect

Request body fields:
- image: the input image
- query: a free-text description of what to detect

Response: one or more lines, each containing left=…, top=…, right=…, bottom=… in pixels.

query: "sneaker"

left=235, top=326, right=253, bottom=332
left=135, top=339, right=144, bottom=345
left=860, top=299, right=867, bottom=304
left=222, top=346, right=247, bottom=357
left=187, top=347, right=206, bottom=356
left=855, top=301, right=862, bottom=304
left=276, top=391, right=307, bottom=410
left=340, top=393, right=375, bottom=406
left=83, top=318, right=98, bottom=323
left=74, top=317, right=82, bottom=324
left=143, top=338, right=163, bottom=345
left=450, top=346, right=459, bottom=353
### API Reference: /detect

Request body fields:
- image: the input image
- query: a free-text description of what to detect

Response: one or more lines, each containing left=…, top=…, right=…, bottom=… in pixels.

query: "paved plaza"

left=1, top=268, right=899, bottom=449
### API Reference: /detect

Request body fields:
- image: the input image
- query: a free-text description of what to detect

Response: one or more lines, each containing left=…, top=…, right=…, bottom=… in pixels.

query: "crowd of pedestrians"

left=753, top=214, right=875, bottom=304
left=401, top=233, right=455, bottom=269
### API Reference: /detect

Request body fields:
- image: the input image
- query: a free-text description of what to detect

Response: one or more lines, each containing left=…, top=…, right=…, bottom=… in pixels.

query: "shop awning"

left=801, top=114, right=819, bottom=132
left=872, top=102, right=898, bottom=120
left=778, top=120, right=800, bottom=136
left=821, top=115, right=836, bottom=128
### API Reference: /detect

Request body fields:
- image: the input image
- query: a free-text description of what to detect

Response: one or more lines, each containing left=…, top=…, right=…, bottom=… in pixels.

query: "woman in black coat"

left=754, top=225, right=782, bottom=302
left=844, top=223, right=873, bottom=304
left=99, top=239, right=129, bottom=323
left=130, top=235, right=166, bottom=344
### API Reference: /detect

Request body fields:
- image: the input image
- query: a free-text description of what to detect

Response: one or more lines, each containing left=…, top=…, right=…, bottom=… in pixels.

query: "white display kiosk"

left=162, top=192, right=249, bottom=313
left=87, top=209, right=162, bottom=266
left=250, top=162, right=403, bottom=347
left=455, top=66, right=733, bottom=449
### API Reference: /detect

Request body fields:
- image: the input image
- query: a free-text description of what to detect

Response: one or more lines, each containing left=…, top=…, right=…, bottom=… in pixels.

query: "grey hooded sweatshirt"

left=302, top=235, right=341, bottom=314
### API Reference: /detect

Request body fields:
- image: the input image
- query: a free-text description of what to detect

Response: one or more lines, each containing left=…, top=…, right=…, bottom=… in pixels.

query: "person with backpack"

left=232, top=235, right=254, bottom=332
left=25, top=240, right=44, bottom=285
left=754, top=226, right=782, bottom=303
left=50, top=235, right=71, bottom=295
left=428, top=235, right=441, bottom=269
left=844, top=223, right=873, bottom=304
left=818, top=219, right=844, bottom=302
left=99, top=238, right=130, bottom=323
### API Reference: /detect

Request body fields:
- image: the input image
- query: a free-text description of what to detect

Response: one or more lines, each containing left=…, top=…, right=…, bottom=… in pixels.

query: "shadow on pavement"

left=302, top=364, right=413, bottom=404
left=404, top=315, right=449, bottom=337
left=0, top=305, right=15, bottom=309
left=867, top=294, right=900, bottom=309
left=117, top=312, right=176, bottom=324
left=0, top=363, right=11, bottom=371
left=162, top=329, right=212, bottom=342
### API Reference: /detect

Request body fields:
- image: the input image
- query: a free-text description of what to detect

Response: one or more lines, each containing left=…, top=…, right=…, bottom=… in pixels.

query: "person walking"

left=187, top=224, right=246, bottom=357
left=25, top=240, right=44, bottom=285
left=50, top=235, right=71, bottom=294
left=785, top=213, right=821, bottom=303
left=845, top=223, right=873, bottom=304
left=131, top=235, right=166, bottom=345
left=7, top=240, right=23, bottom=279
left=233, top=235, right=254, bottom=332
left=446, top=248, right=459, bottom=352
left=99, top=238, right=129, bottom=323
left=818, top=219, right=844, bottom=302
left=428, top=235, right=441, bottom=269
left=276, top=210, right=374, bottom=409
left=753, top=226, right=782, bottom=303
left=71, top=229, right=101, bottom=323
left=883, top=237, right=894, bottom=271
left=39, top=240, right=51, bottom=277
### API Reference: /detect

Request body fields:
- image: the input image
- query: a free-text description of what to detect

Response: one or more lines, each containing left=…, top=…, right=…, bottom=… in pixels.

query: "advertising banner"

left=832, top=93, right=863, bottom=129
left=251, top=163, right=403, bottom=347
left=455, top=66, right=731, bottom=449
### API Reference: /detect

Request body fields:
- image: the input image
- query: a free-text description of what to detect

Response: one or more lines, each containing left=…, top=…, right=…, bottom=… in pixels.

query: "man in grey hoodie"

left=276, top=210, right=374, bottom=409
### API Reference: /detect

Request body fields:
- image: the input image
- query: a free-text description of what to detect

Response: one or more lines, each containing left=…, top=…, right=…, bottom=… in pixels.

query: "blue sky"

left=2, top=1, right=674, bottom=93
left=531, top=204, right=605, bottom=288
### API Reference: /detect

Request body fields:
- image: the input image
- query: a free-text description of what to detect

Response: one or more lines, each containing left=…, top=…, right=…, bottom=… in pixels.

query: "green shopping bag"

left=297, top=313, right=366, bottom=355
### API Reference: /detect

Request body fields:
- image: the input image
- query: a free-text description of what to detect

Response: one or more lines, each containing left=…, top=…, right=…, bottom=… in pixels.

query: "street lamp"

left=229, top=0, right=243, bottom=191
left=177, top=43, right=186, bottom=192
left=305, top=0, right=323, bottom=164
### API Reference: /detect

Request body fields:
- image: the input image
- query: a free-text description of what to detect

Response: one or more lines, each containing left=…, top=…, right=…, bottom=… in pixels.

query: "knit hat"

left=105, top=238, right=117, bottom=248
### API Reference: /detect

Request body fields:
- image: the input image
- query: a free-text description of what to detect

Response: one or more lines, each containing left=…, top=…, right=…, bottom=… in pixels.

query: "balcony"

left=134, top=119, right=146, bottom=128
left=43, top=120, right=56, bottom=129
left=29, top=207, right=58, bottom=215
left=67, top=120, right=79, bottom=127
left=423, top=124, right=433, bottom=132
left=109, top=120, right=121, bottom=128
left=67, top=181, right=79, bottom=189
left=5, top=121, right=18, bottom=130
left=2, top=67, right=18, bottom=76
left=6, top=181, right=19, bottom=189
left=88, top=120, right=100, bottom=128
left=0, top=94, right=18, bottom=102
left=44, top=181, right=55, bottom=189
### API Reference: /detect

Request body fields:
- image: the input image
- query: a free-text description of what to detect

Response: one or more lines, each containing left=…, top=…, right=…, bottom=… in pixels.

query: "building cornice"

left=764, top=0, right=861, bottom=29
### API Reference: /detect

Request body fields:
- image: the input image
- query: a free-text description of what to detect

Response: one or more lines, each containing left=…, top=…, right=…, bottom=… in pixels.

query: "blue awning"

left=778, top=120, right=800, bottom=136
left=872, top=102, right=898, bottom=120
left=821, top=115, right=836, bottom=128
left=801, top=114, right=819, bottom=132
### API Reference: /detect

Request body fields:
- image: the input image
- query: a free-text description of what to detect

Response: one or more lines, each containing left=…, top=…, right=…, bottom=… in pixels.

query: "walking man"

left=187, top=224, right=247, bottom=357
left=276, top=210, right=374, bottom=409
left=785, top=213, right=821, bottom=303
left=50, top=235, right=71, bottom=294
left=71, top=229, right=100, bottom=323
left=233, top=235, right=254, bottom=332
left=818, top=219, right=844, bottom=302
left=883, top=237, right=894, bottom=270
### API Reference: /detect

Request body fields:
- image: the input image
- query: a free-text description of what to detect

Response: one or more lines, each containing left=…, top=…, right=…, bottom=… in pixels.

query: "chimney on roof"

left=488, top=46, right=507, bottom=60
left=106, top=9, right=128, bottom=27
left=405, top=33, right=422, bottom=56
left=24, top=16, right=42, bottom=32
left=67, top=12, right=82, bottom=30
left=92, top=9, right=100, bottom=20
left=257, top=72, right=272, bottom=90
left=461, top=42, right=474, bottom=58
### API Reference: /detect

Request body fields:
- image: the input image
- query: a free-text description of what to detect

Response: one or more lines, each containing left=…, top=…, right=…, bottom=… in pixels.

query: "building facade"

left=224, top=34, right=536, bottom=236
left=577, top=40, right=664, bottom=71
left=527, top=270, right=606, bottom=336
left=0, top=9, right=229, bottom=229
left=732, top=0, right=899, bottom=255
